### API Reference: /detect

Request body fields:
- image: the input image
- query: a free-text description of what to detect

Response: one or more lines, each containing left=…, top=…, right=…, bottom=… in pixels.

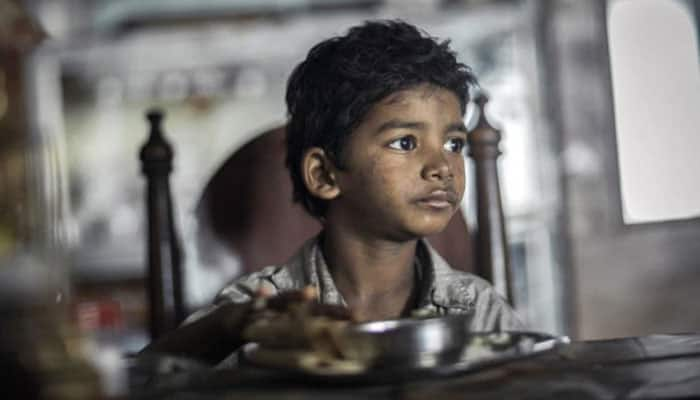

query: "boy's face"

left=328, top=84, right=466, bottom=240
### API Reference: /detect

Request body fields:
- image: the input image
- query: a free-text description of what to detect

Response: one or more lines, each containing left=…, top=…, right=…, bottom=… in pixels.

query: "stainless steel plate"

left=240, top=316, right=569, bottom=384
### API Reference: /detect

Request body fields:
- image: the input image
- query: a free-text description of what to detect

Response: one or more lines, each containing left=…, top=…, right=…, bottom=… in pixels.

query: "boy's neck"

left=320, top=225, right=418, bottom=321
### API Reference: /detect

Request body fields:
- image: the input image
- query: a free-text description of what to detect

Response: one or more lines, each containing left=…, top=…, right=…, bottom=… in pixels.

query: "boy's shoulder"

left=423, top=243, right=505, bottom=311
left=214, top=238, right=317, bottom=304
left=421, top=243, right=524, bottom=331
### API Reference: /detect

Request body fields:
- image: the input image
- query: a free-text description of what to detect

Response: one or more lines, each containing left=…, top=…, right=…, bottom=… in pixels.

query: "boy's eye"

left=388, top=136, right=417, bottom=151
left=444, top=137, right=466, bottom=153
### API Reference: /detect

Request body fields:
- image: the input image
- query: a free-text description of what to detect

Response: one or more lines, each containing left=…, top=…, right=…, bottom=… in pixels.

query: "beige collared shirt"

left=193, top=236, right=522, bottom=332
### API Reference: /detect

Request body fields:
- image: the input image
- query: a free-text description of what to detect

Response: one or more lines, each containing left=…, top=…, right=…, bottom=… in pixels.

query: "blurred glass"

left=1, top=3, right=106, bottom=396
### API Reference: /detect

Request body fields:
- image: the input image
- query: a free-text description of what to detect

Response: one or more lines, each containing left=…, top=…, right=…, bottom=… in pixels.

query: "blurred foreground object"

left=0, top=3, right=108, bottom=398
left=0, top=0, right=46, bottom=259
left=0, top=0, right=46, bottom=52
left=0, top=255, right=102, bottom=399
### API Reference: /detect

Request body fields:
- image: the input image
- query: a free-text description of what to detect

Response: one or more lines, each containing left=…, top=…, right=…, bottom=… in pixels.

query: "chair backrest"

left=140, top=94, right=510, bottom=339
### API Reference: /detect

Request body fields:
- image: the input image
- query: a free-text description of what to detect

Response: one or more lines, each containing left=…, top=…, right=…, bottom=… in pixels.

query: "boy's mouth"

left=414, top=189, right=459, bottom=210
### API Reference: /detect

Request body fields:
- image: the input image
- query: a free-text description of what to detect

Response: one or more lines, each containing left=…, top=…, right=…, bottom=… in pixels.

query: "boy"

left=144, top=19, right=521, bottom=364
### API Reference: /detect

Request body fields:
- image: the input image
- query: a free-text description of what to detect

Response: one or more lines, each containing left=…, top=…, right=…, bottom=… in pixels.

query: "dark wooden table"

left=130, top=334, right=700, bottom=399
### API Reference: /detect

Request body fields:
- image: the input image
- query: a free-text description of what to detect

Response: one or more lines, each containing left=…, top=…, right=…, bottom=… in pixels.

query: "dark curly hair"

left=285, top=19, right=477, bottom=218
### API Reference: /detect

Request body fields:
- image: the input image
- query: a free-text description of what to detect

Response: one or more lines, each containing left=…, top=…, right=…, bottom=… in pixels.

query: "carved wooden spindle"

left=140, top=109, right=185, bottom=339
left=467, top=93, right=513, bottom=302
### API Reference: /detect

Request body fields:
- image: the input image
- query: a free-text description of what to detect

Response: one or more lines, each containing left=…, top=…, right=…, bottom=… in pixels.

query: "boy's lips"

left=414, top=189, right=459, bottom=210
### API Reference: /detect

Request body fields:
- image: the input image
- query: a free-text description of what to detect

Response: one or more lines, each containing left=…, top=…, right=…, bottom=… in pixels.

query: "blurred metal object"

left=335, top=316, right=569, bottom=374
left=338, top=315, right=472, bottom=368
left=242, top=314, right=569, bottom=382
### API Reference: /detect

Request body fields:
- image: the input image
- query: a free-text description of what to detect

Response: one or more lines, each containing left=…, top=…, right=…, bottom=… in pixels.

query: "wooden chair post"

left=140, top=109, right=185, bottom=339
left=467, top=93, right=513, bottom=302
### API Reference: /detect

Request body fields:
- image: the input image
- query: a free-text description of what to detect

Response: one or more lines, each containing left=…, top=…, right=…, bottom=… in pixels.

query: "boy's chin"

left=413, top=213, right=454, bottom=233
left=396, top=221, right=451, bottom=241
left=415, top=226, right=450, bottom=239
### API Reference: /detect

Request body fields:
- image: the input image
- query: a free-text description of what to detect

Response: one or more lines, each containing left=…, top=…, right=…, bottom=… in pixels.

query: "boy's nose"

left=421, top=150, right=452, bottom=181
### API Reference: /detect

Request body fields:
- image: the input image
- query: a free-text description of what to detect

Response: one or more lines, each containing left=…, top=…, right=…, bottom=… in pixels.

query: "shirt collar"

left=270, top=234, right=473, bottom=313
left=301, top=235, right=447, bottom=312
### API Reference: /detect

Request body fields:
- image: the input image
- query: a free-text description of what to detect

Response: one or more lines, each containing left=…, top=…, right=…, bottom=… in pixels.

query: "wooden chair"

left=140, top=94, right=510, bottom=339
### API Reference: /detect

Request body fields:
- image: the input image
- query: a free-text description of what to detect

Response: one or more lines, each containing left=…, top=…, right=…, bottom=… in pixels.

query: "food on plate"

left=241, top=292, right=365, bottom=373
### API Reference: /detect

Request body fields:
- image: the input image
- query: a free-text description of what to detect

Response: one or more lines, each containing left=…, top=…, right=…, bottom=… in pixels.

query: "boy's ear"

left=301, top=147, right=341, bottom=200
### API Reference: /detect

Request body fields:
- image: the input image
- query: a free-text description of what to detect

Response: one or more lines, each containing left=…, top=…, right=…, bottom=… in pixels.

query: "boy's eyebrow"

left=375, top=120, right=426, bottom=134
left=446, top=122, right=468, bottom=134
left=375, top=120, right=468, bottom=135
